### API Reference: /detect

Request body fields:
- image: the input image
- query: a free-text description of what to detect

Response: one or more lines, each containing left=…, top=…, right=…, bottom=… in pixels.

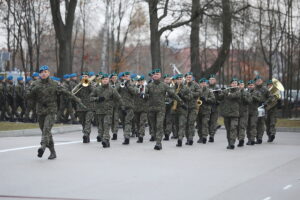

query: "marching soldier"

left=208, top=74, right=221, bottom=142
left=246, top=80, right=262, bottom=145
left=172, top=74, right=190, bottom=147
left=90, top=74, right=124, bottom=148
left=74, top=72, right=95, bottom=143
left=0, top=76, right=7, bottom=121
left=237, top=80, right=252, bottom=147
left=117, top=72, right=138, bottom=145
left=219, top=78, right=241, bottom=149
left=27, top=65, right=85, bottom=159
left=266, top=79, right=279, bottom=142
left=163, top=74, right=174, bottom=141
left=14, top=77, right=26, bottom=121
left=197, top=78, right=215, bottom=144
left=145, top=68, right=184, bottom=150
left=184, top=72, right=201, bottom=145
left=134, top=75, right=148, bottom=143
left=109, top=72, right=120, bottom=140
left=6, top=75, right=16, bottom=122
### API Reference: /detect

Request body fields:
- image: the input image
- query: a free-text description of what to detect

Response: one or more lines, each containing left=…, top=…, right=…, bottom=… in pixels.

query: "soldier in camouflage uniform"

left=184, top=72, right=201, bottom=145
left=14, top=77, right=26, bottom=121
left=219, top=78, right=241, bottom=150
left=74, top=72, right=95, bottom=143
left=162, top=74, right=174, bottom=141
left=117, top=72, right=138, bottom=145
left=145, top=68, right=183, bottom=150
left=90, top=74, right=124, bottom=148
left=172, top=74, right=190, bottom=147
left=109, top=72, right=120, bottom=140
left=266, top=79, right=279, bottom=143
left=5, top=75, right=16, bottom=122
left=246, top=80, right=262, bottom=145
left=27, top=65, right=85, bottom=159
left=237, top=80, right=252, bottom=147
left=0, top=76, right=7, bottom=121
left=134, top=75, right=148, bottom=143
left=254, top=75, right=273, bottom=144
left=197, top=78, right=215, bottom=144
left=208, top=74, right=221, bottom=142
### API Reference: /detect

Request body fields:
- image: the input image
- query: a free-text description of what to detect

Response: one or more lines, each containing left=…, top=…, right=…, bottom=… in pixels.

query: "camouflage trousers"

left=97, top=114, right=112, bottom=141
left=224, top=117, right=238, bottom=145
left=256, top=116, right=266, bottom=140
left=209, top=108, right=219, bottom=137
left=247, top=113, right=258, bottom=141
left=57, top=101, right=76, bottom=122
left=174, top=111, right=187, bottom=140
left=163, top=106, right=173, bottom=136
left=119, top=108, right=134, bottom=139
left=15, top=99, right=26, bottom=120
left=148, top=110, right=165, bottom=144
left=25, top=100, right=37, bottom=122
left=186, top=108, right=197, bottom=140
left=38, top=114, right=55, bottom=148
left=197, top=113, right=210, bottom=139
left=134, top=111, right=147, bottom=137
left=111, top=106, right=119, bottom=134
left=0, top=99, right=7, bottom=120
left=266, top=107, right=277, bottom=136
left=238, top=111, right=249, bottom=140
left=77, top=111, right=94, bottom=137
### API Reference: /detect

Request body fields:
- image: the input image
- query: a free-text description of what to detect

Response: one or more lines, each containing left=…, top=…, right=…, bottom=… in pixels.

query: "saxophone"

left=172, top=83, right=182, bottom=110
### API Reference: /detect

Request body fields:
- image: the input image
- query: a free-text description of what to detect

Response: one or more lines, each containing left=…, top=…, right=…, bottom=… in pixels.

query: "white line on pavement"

left=0, top=140, right=96, bottom=153
left=283, top=184, right=293, bottom=190
left=263, top=197, right=271, bottom=200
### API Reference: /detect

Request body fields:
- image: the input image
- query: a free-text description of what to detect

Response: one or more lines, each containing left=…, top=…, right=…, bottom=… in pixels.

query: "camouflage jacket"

left=27, top=78, right=82, bottom=115
left=145, top=80, right=183, bottom=112
left=172, top=83, right=192, bottom=114
left=134, top=84, right=148, bottom=113
left=199, top=86, right=215, bottom=115
left=248, top=88, right=263, bottom=116
left=219, top=88, right=241, bottom=117
left=6, top=82, right=15, bottom=99
left=185, top=81, right=201, bottom=109
left=239, top=88, right=252, bottom=116
left=255, top=85, right=273, bottom=106
left=75, top=84, right=95, bottom=111
left=117, top=80, right=137, bottom=109
left=15, top=82, right=25, bottom=101
left=209, top=84, right=221, bottom=112
left=90, top=84, right=123, bottom=115
left=0, top=82, right=6, bottom=102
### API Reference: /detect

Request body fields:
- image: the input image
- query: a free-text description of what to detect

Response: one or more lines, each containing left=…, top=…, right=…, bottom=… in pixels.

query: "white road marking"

left=283, top=184, right=293, bottom=190
left=0, top=140, right=96, bottom=153
left=263, top=197, right=271, bottom=200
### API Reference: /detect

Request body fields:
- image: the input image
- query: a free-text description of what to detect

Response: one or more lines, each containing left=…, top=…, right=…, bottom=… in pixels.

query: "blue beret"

left=199, top=78, right=208, bottom=83
left=17, top=76, right=24, bottom=81
left=26, top=77, right=32, bottom=82
left=63, top=74, right=70, bottom=79
left=139, top=75, right=145, bottom=81
left=131, top=73, right=137, bottom=79
left=0, top=76, right=4, bottom=81
left=7, top=75, right=13, bottom=80
left=32, top=72, right=39, bottom=77
left=110, top=72, right=117, bottom=78
left=39, top=65, right=49, bottom=72
left=89, top=72, right=95, bottom=76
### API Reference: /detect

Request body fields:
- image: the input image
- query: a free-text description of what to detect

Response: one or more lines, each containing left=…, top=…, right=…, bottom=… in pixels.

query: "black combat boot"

left=37, top=146, right=45, bottom=158
left=87, top=136, right=90, bottom=143
left=202, top=137, right=207, bottom=144
left=163, top=134, right=169, bottom=141
left=102, top=140, right=110, bottom=148
left=185, top=139, right=193, bottom=145
left=208, top=136, right=214, bottom=143
left=197, top=138, right=202, bottom=143
left=96, top=136, right=102, bottom=142
left=171, top=135, right=178, bottom=139
left=237, top=139, right=244, bottom=147
left=154, top=143, right=162, bottom=150
left=122, top=138, right=130, bottom=145
left=226, top=145, right=235, bottom=150
left=149, top=136, right=155, bottom=141
left=112, top=134, right=117, bottom=140
left=176, top=140, right=182, bottom=147
left=83, top=135, right=88, bottom=143
left=267, top=135, right=275, bottom=143
left=246, top=140, right=252, bottom=145
left=137, top=137, right=143, bottom=143
left=48, top=146, right=57, bottom=160
left=256, top=139, right=262, bottom=144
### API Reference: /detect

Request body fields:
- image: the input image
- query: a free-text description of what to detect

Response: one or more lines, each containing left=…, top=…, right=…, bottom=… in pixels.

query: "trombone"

left=72, top=75, right=95, bottom=94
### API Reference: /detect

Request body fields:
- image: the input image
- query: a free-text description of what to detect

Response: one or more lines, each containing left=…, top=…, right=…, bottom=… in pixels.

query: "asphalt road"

left=0, top=128, right=300, bottom=200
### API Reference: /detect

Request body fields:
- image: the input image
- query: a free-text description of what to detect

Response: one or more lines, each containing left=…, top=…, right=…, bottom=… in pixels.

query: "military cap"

left=81, top=71, right=89, bottom=76
left=26, top=77, right=32, bottom=82
left=39, top=65, right=49, bottom=72
left=254, top=75, right=263, bottom=81
left=266, top=79, right=273, bottom=85
left=101, top=73, right=109, bottom=79
left=89, top=71, right=95, bottom=76
left=69, top=73, right=77, bottom=78
left=63, top=74, right=70, bottom=79
left=32, top=72, right=39, bottom=77
left=163, top=74, right=170, bottom=78
left=17, top=76, right=24, bottom=81
left=247, top=80, right=255, bottom=85
left=152, top=68, right=161, bottom=74
left=131, top=73, right=137, bottom=79
left=238, top=80, right=244, bottom=84
left=0, top=76, right=4, bottom=81
left=118, top=72, right=124, bottom=78
left=7, top=75, right=13, bottom=80
left=138, top=75, right=145, bottom=81
left=230, top=77, right=239, bottom=83
left=175, top=74, right=183, bottom=79
left=199, top=78, right=207, bottom=83
left=185, top=72, right=193, bottom=77
left=209, top=74, right=216, bottom=79
left=124, top=71, right=131, bottom=76
left=110, top=72, right=117, bottom=78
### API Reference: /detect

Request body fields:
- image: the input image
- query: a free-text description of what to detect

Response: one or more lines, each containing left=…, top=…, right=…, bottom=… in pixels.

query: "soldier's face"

left=18, top=80, right=24, bottom=84
left=200, top=82, right=207, bottom=87
left=124, top=75, right=131, bottom=80
left=101, top=78, right=109, bottom=85
left=72, top=77, right=77, bottom=81
left=152, top=73, right=161, bottom=80
left=186, top=75, right=193, bottom=82
left=248, top=84, right=255, bottom=89
left=231, top=81, right=238, bottom=87
left=39, top=70, right=50, bottom=79
left=111, top=76, right=117, bottom=82
left=33, top=77, right=39, bottom=80
left=164, top=77, right=171, bottom=84
left=209, top=78, right=216, bottom=85
left=239, top=83, right=244, bottom=88
left=65, top=78, right=70, bottom=82
left=267, top=84, right=272, bottom=89
left=82, top=75, right=88, bottom=80
left=177, top=78, right=183, bottom=84
left=255, top=79, right=263, bottom=85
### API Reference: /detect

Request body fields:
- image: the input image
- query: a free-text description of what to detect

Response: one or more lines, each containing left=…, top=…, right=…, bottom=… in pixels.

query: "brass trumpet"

left=72, top=75, right=95, bottom=94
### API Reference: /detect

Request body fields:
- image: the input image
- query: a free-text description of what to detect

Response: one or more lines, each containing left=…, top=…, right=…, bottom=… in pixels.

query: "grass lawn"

left=0, top=122, right=64, bottom=131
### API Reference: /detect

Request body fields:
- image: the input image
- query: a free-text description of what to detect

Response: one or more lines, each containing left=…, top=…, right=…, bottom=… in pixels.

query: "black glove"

left=181, top=104, right=188, bottom=110
left=98, top=96, right=105, bottom=102
left=200, top=97, right=206, bottom=102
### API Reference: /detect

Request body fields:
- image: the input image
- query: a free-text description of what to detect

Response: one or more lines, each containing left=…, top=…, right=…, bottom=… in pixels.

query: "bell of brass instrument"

left=171, top=83, right=182, bottom=110
left=196, top=98, right=202, bottom=111
left=72, top=75, right=95, bottom=94
left=120, top=80, right=127, bottom=88
left=266, top=78, right=284, bottom=110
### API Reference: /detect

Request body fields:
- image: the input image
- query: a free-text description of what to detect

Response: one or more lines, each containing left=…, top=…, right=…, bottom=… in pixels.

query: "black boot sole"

left=37, top=148, right=44, bottom=158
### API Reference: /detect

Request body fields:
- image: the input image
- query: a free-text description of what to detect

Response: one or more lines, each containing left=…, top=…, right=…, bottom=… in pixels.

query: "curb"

left=0, top=125, right=82, bottom=137
left=219, top=126, right=300, bottom=133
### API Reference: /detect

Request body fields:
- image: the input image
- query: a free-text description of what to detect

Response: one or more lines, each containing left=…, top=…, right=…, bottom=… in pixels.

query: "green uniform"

left=57, top=80, right=76, bottom=123
left=27, top=77, right=82, bottom=153
left=110, top=81, right=120, bottom=137
left=163, top=83, right=174, bottom=139
left=266, top=101, right=279, bottom=139
left=237, top=88, right=252, bottom=141
left=14, top=82, right=26, bottom=121
left=6, top=82, right=16, bottom=121
left=25, top=80, right=37, bottom=122
left=145, top=80, right=183, bottom=148
left=208, top=84, right=220, bottom=138
left=90, top=84, right=123, bottom=142
left=0, top=81, right=7, bottom=120
left=219, top=88, right=241, bottom=146
left=134, top=84, right=148, bottom=138
left=197, top=87, right=215, bottom=141
left=185, top=81, right=201, bottom=141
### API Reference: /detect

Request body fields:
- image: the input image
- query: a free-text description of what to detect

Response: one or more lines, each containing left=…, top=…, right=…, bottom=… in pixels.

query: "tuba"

left=266, top=78, right=284, bottom=110
left=72, top=75, right=96, bottom=94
